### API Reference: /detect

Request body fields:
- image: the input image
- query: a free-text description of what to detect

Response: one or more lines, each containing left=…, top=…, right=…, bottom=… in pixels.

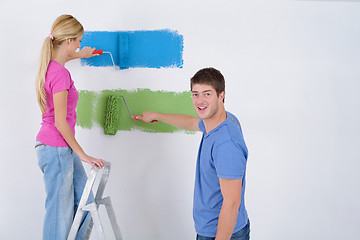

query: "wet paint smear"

left=76, top=89, right=196, bottom=134
left=80, top=30, right=184, bottom=69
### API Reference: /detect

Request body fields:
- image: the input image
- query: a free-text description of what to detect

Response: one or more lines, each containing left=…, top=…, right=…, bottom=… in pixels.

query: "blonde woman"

left=35, top=15, right=104, bottom=240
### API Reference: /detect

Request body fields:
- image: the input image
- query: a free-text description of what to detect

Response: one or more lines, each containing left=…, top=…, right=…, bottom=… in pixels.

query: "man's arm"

left=138, top=111, right=201, bottom=131
left=215, top=178, right=242, bottom=240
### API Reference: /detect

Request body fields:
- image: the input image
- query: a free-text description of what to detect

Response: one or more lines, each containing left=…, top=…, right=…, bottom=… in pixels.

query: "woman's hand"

left=77, top=46, right=98, bottom=58
left=68, top=47, right=98, bottom=61
left=81, top=154, right=105, bottom=169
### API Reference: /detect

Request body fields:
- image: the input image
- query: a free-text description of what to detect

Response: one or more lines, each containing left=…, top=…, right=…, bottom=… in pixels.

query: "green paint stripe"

left=76, top=89, right=197, bottom=134
left=76, top=90, right=97, bottom=129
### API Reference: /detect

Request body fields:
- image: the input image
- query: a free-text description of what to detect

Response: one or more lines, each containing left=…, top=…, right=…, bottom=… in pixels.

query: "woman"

left=35, top=14, right=104, bottom=240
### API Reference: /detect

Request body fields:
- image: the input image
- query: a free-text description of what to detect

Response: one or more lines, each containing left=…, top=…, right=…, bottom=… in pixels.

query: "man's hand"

left=136, top=111, right=158, bottom=123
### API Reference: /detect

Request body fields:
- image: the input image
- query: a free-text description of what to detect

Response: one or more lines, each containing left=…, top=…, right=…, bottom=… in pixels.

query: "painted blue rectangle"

left=80, top=30, right=184, bottom=69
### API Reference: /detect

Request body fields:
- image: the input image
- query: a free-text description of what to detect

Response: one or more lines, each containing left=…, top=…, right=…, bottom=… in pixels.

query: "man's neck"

left=203, top=107, right=227, bottom=134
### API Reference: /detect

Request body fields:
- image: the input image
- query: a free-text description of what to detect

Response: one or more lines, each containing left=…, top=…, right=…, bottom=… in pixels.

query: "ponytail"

left=35, top=14, right=84, bottom=115
left=35, top=36, right=53, bottom=115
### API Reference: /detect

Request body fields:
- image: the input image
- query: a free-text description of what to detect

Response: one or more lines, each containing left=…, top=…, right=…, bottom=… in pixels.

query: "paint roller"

left=119, top=33, right=129, bottom=69
left=93, top=33, right=129, bottom=69
left=93, top=49, right=116, bottom=69
left=103, top=95, right=157, bottom=135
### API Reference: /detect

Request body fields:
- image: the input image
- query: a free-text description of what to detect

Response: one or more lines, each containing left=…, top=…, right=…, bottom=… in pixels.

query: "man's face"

left=191, top=84, right=224, bottom=120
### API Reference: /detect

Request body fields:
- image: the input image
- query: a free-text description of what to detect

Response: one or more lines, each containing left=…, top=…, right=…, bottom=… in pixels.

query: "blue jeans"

left=36, top=142, right=92, bottom=240
left=196, top=220, right=250, bottom=240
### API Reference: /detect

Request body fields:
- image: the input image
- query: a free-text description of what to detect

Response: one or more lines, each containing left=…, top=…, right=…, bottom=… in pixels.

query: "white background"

left=1, top=0, right=360, bottom=239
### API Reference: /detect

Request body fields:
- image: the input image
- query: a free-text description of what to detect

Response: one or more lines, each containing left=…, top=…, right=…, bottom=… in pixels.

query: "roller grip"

left=93, top=49, right=103, bottom=55
left=134, top=115, right=158, bottom=123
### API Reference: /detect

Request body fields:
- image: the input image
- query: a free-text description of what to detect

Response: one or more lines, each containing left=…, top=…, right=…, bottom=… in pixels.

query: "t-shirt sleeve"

left=213, top=141, right=247, bottom=179
left=48, top=69, right=71, bottom=94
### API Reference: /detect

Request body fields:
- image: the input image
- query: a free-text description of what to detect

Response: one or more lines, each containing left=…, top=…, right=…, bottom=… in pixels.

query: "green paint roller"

left=103, top=95, right=157, bottom=135
left=104, top=95, right=121, bottom=135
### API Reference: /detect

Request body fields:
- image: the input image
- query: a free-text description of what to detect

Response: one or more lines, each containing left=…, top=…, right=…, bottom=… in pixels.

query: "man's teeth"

left=199, top=107, right=206, bottom=110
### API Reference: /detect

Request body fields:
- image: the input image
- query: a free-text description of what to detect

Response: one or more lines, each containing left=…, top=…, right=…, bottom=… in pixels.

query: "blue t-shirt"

left=193, top=112, right=249, bottom=237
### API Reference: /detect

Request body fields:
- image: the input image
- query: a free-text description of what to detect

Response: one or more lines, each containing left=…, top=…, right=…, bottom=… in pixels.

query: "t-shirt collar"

left=199, top=111, right=230, bottom=138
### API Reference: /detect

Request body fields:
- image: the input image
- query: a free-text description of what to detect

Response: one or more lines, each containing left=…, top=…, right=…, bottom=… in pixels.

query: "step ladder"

left=67, top=161, right=122, bottom=240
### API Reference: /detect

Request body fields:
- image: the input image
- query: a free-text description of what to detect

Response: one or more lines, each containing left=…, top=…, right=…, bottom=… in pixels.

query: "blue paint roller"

left=119, top=33, right=129, bottom=69
left=93, top=33, right=129, bottom=69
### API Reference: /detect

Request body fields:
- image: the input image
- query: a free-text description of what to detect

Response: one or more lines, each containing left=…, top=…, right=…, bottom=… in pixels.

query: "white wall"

left=1, top=0, right=360, bottom=239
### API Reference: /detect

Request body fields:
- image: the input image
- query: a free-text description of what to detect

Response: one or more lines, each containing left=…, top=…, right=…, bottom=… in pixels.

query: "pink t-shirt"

left=36, top=60, right=79, bottom=147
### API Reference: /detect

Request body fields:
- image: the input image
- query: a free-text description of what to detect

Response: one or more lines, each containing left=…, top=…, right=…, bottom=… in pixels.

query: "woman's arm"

left=67, top=47, right=98, bottom=61
left=53, top=90, right=104, bottom=168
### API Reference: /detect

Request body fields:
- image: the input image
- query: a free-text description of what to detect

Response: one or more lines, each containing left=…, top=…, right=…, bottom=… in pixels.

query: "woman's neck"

left=52, top=47, right=68, bottom=66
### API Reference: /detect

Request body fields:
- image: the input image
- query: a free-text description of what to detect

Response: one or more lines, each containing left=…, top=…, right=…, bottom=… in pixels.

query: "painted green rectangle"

left=76, top=89, right=197, bottom=134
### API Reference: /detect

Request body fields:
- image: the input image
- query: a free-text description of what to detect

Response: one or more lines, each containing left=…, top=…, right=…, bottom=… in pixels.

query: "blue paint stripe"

left=80, top=30, right=184, bottom=69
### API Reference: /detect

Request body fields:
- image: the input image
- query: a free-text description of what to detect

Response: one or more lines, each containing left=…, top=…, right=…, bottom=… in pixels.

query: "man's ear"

left=219, top=91, right=225, bottom=102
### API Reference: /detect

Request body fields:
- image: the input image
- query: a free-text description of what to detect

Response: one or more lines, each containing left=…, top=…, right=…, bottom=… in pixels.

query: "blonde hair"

left=35, top=14, right=84, bottom=115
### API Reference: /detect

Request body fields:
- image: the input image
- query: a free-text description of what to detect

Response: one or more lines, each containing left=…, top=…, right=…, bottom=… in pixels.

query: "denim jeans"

left=36, top=142, right=92, bottom=240
left=196, top=220, right=250, bottom=240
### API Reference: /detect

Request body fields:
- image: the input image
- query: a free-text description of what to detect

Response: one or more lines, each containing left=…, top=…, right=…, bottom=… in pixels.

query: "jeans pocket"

left=36, top=144, right=48, bottom=173
left=196, top=235, right=215, bottom=240
left=57, top=147, right=74, bottom=176
left=231, top=221, right=250, bottom=240
left=57, top=147, right=72, bottom=159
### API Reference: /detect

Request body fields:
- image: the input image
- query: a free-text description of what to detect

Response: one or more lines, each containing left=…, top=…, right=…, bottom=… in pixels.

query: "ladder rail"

left=103, top=197, right=123, bottom=240
left=95, top=163, right=111, bottom=201
left=67, top=161, right=122, bottom=240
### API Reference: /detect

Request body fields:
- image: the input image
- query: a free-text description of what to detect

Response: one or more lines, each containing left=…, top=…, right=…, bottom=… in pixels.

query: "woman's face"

left=67, top=34, right=83, bottom=56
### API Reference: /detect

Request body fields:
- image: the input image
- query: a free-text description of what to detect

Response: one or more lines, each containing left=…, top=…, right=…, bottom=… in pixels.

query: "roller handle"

left=134, top=115, right=158, bottom=122
left=93, top=49, right=103, bottom=55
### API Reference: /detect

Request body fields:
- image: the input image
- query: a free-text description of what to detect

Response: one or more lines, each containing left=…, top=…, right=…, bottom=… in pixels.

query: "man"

left=138, top=68, right=250, bottom=240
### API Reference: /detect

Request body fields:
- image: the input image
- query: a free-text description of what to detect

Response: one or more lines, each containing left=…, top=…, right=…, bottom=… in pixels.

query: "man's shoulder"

left=226, top=111, right=241, bottom=126
left=213, top=124, right=237, bottom=145
left=213, top=124, right=248, bottom=158
left=214, top=115, right=244, bottom=144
